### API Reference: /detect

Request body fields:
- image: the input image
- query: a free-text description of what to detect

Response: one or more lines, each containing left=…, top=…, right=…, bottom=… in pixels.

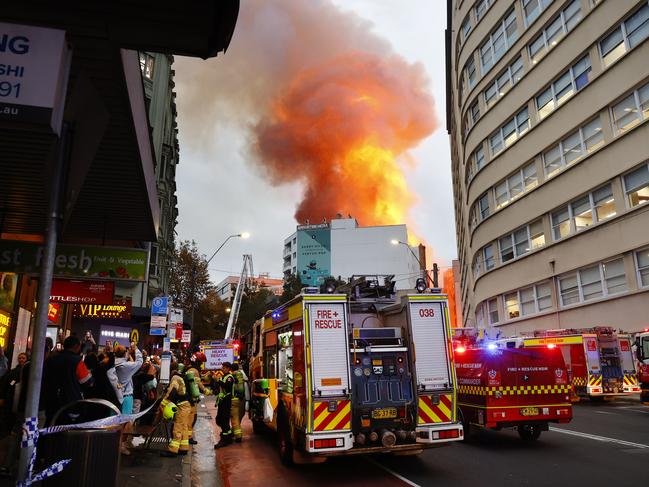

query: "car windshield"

left=642, top=337, right=649, bottom=360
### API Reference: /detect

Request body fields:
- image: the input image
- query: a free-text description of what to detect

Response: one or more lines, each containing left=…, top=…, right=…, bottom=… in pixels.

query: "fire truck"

left=455, top=340, right=572, bottom=441
left=635, top=329, right=649, bottom=404
left=248, top=276, right=463, bottom=464
left=521, top=327, right=640, bottom=400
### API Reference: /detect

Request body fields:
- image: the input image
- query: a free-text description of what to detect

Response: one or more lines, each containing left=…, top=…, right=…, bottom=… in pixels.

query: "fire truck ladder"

left=225, top=254, right=253, bottom=340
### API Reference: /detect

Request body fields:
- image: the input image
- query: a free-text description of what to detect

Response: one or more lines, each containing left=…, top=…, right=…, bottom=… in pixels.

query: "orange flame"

left=254, top=51, right=437, bottom=228
left=443, top=267, right=459, bottom=327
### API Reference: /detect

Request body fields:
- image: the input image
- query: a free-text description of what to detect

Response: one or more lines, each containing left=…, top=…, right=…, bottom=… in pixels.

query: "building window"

left=483, top=244, right=495, bottom=270
left=551, top=184, right=615, bottom=240
left=479, top=193, right=490, bottom=220
left=484, top=56, right=524, bottom=108
left=536, top=56, right=591, bottom=120
left=599, top=3, right=649, bottom=67
left=489, top=107, right=530, bottom=156
left=139, top=53, right=155, bottom=80
left=558, top=258, right=627, bottom=306
left=487, top=298, right=499, bottom=324
left=479, top=9, right=519, bottom=74
left=474, top=145, right=485, bottom=173
left=522, top=0, right=553, bottom=26
left=503, top=282, right=554, bottom=319
left=469, top=100, right=480, bottom=127
left=611, top=82, right=649, bottom=135
left=528, top=0, right=581, bottom=64
left=543, top=117, right=603, bottom=177
left=635, top=247, right=649, bottom=287
left=465, top=57, right=477, bottom=90
left=494, top=161, right=537, bottom=209
left=623, top=162, right=649, bottom=207
left=461, top=15, right=472, bottom=43
left=498, top=219, right=545, bottom=264
left=475, top=0, right=493, bottom=22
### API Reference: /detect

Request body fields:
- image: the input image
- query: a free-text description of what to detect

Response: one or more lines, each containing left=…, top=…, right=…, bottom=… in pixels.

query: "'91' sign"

left=418, top=308, right=435, bottom=318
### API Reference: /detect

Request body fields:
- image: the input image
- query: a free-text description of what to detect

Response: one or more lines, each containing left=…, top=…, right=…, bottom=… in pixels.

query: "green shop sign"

left=0, top=242, right=147, bottom=281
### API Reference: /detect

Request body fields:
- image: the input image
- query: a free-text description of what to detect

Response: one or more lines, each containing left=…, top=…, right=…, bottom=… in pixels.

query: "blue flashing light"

left=487, top=342, right=497, bottom=351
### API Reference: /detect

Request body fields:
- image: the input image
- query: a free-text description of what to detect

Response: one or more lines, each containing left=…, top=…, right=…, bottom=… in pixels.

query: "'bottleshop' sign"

left=0, top=242, right=147, bottom=281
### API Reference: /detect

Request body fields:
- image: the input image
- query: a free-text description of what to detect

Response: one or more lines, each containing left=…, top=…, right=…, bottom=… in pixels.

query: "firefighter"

left=230, top=362, right=249, bottom=443
left=185, top=354, right=209, bottom=445
left=160, top=361, right=192, bottom=456
left=213, top=361, right=235, bottom=449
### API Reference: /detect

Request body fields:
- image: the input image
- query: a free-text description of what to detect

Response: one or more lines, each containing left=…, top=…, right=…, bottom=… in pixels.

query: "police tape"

left=18, top=401, right=158, bottom=487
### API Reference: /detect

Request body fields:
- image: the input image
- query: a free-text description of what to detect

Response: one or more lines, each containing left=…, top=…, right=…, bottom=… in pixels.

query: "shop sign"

left=181, top=329, right=191, bottom=344
left=130, top=328, right=139, bottom=344
left=0, top=242, right=147, bottom=281
left=0, top=23, right=71, bottom=134
left=72, top=298, right=132, bottom=319
left=99, top=325, right=131, bottom=348
left=0, top=309, right=10, bottom=348
left=47, top=303, right=61, bottom=323
left=50, top=279, right=114, bottom=305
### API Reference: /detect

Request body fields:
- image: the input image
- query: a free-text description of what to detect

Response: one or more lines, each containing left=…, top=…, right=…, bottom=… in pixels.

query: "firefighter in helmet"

left=160, top=361, right=192, bottom=456
left=213, top=361, right=235, bottom=448
left=230, top=362, right=249, bottom=443
left=185, top=352, right=209, bottom=445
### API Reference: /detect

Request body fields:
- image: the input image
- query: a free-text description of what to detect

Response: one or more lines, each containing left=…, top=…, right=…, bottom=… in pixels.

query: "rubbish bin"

left=38, top=399, right=122, bottom=487
left=39, top=427, right=122, bottom=487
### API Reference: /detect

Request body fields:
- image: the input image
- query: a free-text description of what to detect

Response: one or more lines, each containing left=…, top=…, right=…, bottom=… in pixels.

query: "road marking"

left=594, top=410, right=617, bottom=415
left=550, top=427, right=649, bottom=449
left=366, top=458, right=422, bottom=487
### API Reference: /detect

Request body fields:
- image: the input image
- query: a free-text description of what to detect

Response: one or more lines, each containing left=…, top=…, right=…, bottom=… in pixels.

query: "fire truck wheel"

left=517, top=424, right=542, bottom=442
left=589, top=396, right=605, bottom=403
left=277, top=414, right=294, bottom=466
left=458, top=410, right=473, bottom=442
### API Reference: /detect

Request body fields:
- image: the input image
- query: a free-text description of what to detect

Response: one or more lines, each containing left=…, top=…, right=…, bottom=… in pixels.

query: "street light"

left=206, top=232, right=250, bottom=264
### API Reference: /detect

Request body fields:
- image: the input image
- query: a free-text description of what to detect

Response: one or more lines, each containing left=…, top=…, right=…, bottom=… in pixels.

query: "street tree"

left=168, top=240, right=212, bottom=318
left=280, top=273, right=303, bottom=304
left=192, top=289, right=230, bottom=342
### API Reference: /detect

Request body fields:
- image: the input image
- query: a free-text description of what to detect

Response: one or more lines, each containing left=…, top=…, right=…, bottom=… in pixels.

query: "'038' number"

left=418, top=308, right=435, bottom=318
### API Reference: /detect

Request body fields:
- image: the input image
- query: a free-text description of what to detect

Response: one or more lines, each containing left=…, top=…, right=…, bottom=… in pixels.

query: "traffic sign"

left=151, top=296, right=169, bottom=315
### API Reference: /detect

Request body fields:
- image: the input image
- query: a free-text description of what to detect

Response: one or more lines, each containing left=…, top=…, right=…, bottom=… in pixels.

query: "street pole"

left=18, top=122, right=69, bottom=483
left=392, top=240, right=427, bottom=283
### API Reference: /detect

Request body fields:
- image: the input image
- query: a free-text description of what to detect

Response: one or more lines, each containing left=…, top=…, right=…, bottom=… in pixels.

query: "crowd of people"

left=0, top=334, right=249, bottom=472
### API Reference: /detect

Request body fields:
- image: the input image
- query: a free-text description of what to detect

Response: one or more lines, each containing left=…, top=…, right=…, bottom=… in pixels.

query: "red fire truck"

left=635, top=329, right=649, bottom=404
left=455, top=341, right=573, bottom=441
left=522, top=327, right=640, bottom=400
left=248, top=277, right=463, bottom=464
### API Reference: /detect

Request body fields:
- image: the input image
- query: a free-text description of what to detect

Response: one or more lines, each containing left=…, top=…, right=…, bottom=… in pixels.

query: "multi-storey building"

left=115, top=52, right=179, bottom=308
left=282, top=218, right=424, bottom=290
left=447, top=0, right=649, bottom=334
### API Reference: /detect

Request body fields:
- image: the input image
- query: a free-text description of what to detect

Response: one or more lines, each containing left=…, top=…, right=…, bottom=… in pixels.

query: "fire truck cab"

left=455, top=342, right=572, bottom=441
left=248, top=277, right=462, bottom=464
left=522, top=327, right=640, bottom=399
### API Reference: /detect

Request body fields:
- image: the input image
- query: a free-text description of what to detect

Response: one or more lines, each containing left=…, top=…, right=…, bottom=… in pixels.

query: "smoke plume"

left=175, top=0, right=438, bottom=229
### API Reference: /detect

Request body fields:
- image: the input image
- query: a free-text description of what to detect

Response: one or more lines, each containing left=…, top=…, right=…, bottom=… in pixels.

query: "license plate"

left=520, top=407, right=539, bottom=417
left=371, top=407, right=397, bottom=419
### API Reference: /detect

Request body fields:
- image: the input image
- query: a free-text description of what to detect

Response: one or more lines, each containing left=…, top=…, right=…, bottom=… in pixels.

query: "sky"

left=173, top=0, right=455, bottom=285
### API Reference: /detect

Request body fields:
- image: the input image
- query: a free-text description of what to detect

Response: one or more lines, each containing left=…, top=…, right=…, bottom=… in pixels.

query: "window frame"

left=543, top=117, right=603, bottom=177
left=611, top=81, right=649, bottom=135
left=622, top=161, right=649, bottom=208
left=557, top=258, right=627, bottom=307
left=487, top=297, right=499, bottom=324
left=551, top=184, right=615, bottom=240
left=490, top=106, right=530, bottom=156
left=528, top=0, right=582, bottom=64
left=483, top=56, right=524, bottom=109
left=498, top=218, right=545, bottom=264
left=479, top=9, right=519, bottom=74
left=522, top=0, right=553, bottom=27
left=494, top=161, right=538, bottom=209
left=536, top=55, right=591, bottom=120
left=634, top=246, right=649, bottom=288
left=598, top=3, right=649, bottom=68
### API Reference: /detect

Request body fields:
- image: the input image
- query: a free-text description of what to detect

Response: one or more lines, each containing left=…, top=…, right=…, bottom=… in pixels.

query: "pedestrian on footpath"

left=160, top=361, right=192, bottom=457
left=114, top=342, right=143, bottom=455
left=213, top=361, right=235, bottom=449
left=230, top=362, right=249, bottom=443
left=185, top=354, right=208, bottom=445
left=43, top=336, right=93, bottom=426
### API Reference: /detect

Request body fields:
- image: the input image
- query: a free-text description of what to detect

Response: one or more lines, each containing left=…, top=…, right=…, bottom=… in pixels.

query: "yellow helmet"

left=163, top=401, right=178, bottom=420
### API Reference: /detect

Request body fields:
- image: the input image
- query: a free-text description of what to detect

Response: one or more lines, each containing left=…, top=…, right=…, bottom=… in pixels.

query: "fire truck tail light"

left=397, top=407, right=406, bottom=418
left=314, top=438, right=344, bottom=449
left=455, top=346, right=466, bottom=353
left=435, top=429, right=460, bottom=440
left=547, top=343, right=556, bottom=349
left=557, top=408, right=570, bottom=416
